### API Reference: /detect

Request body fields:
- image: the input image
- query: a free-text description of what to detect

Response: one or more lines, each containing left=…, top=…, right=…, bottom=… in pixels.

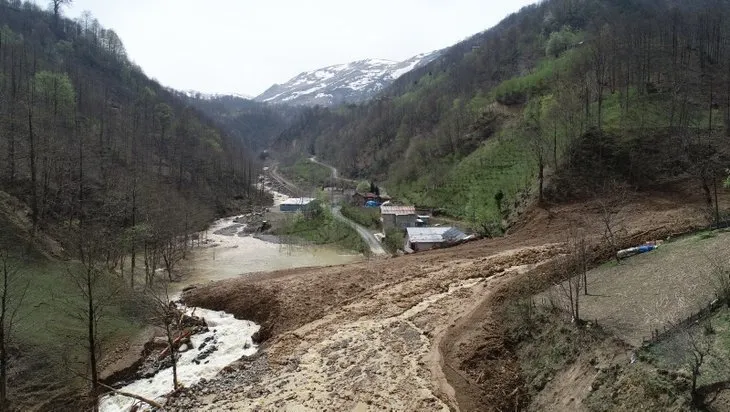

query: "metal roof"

left=380, top=205, right=416, bottom=216
left=280, top=197, right=316, bottom=206
left=406, top=227, right=466, bottom=244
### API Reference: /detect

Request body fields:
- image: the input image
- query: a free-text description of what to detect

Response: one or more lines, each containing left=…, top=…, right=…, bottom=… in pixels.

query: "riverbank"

left=98, top=181, right=365, bottom=410
left=179, top=188, right=718, bottom=411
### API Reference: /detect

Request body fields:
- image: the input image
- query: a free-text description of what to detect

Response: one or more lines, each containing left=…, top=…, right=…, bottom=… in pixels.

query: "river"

left=100, top=188, right=363, bottom=412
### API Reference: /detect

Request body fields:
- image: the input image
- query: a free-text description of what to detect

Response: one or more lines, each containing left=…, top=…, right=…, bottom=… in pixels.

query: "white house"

left=405, top=227, right=466, bottom=252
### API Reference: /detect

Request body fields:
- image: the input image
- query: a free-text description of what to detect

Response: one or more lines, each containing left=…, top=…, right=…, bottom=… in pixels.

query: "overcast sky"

left=56, top=0, right=536, bottom=97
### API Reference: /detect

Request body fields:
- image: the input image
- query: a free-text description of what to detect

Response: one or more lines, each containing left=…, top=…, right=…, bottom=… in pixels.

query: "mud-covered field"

left=181, top=185, right=728, bottom=411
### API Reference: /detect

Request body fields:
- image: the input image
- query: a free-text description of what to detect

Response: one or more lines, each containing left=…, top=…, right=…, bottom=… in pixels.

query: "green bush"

left=545, top=26, right=579, bottom=57
left=384, top=228, right=405, bottom=254
left=341, top=204, right=380, bottom=229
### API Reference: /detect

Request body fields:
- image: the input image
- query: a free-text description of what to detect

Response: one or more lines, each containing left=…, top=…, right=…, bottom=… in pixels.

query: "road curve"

left=309, top=156, right=358, bottom=183
left=332, top=206, right=387, bottom=256
left=268, top=164, right=301, bottom=196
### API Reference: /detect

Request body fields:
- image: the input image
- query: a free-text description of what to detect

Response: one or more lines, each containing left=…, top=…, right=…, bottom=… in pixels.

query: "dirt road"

left=267, top=164, right=302, bottom=197
left=180, top=185, right=722, bottom=411
left=309, top=156, right=358, bottom=184
left=332, top=206, right=387, bottom=256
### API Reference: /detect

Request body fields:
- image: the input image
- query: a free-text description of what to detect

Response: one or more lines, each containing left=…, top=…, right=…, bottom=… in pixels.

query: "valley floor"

left=178, top=184, right=726, bottom=411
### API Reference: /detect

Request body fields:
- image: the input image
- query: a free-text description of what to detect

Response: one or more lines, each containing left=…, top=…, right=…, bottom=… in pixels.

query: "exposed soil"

left=182, top=182, right=730, bottom=411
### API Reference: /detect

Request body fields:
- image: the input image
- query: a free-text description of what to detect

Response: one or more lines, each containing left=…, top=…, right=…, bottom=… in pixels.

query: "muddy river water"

left=100, top=190, right=363, bottom=411
left=181, top=216, right=363, bottom=290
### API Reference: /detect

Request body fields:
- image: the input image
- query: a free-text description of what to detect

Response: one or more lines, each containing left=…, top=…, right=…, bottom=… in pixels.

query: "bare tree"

left=557, top=234, right=590, bottom=324
left=161, top=236, right=184, bottom=282
left=0, top=251, right=28, bottom=410
left=523, top=98, right=550, bottom=204
left=146, top=284, right=184, bottom=392
left=49, top=0, right=72, bottom=24
left=61, top=234, right=121, bottom=411
left=597, top=180, right=628, bottom=263
left=682, top=324, right=714, bottom=404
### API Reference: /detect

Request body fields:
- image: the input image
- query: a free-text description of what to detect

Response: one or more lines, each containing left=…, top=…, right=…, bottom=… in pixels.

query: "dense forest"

left=0, top=1, right=264, bottom=409
left=178, top=93, right=300, bottom=153
left=0, top=1, right=262, bottom=247
left=276, top=0, right=730, bottom=233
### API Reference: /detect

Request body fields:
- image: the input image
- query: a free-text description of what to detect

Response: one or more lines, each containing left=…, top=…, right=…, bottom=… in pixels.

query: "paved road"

left=332, top=206, right=387, bottom=256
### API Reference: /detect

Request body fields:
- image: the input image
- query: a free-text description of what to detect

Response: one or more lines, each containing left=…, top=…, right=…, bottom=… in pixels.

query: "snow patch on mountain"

left=255, top=51, right=440, bottom=107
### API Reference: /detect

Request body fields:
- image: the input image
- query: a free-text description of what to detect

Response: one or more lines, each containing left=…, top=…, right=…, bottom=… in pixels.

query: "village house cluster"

left=355, top=191, right=469, bottom=253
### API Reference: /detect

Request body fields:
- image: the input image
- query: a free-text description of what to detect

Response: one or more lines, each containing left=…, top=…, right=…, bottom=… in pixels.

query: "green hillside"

left=275, top=0, right=730, bottom=233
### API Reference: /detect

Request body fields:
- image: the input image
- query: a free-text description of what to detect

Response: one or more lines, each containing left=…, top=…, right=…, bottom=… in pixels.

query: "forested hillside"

left=0, top=1, right=264, bottom=409
left=180, top=93, right=299, bottom=152
left=276, top=0, right=730, bottom=233
left=0, top=0, right=263, bottom=253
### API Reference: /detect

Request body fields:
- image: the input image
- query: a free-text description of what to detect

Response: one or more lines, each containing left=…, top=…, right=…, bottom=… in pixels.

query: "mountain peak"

left=254, top=51, right=440, bottom=107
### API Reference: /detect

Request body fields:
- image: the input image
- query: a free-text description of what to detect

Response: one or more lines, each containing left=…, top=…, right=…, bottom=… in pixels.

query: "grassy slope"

left=517, top=230, right=730, bottom=410
left=279, top=158, right=332, bottom=190
left=273, top=207, right=368, bottom=255
left=0, top=192, right=144, bottom=405
left=546, top=231, right=730, bottom=346
left=388, top=50, right=585, bottom=228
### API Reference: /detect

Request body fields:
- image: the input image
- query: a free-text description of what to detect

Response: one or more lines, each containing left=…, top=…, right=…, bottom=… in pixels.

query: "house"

left=351, top=192, right=378, bottom=206
left=380, top=205, right=417, bottom=230
left=279, top=197, right=316, bottom=212
left=405, top=227, right=466, bottom=252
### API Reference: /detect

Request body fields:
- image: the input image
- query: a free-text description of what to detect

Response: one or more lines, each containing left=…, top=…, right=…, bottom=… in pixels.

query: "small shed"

left=405, top=227, right=466, bottom=252
left=279, top=197, right=316, bottom=212
left=380, top=205, right=417, bottom=230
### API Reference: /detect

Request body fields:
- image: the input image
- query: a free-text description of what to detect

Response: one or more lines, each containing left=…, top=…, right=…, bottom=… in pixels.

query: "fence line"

left=641, top=298, right=722, bottom=347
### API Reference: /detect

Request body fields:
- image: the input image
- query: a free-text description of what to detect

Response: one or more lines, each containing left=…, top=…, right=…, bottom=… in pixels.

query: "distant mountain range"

left=182, top=90, right=253, bottom=100
left=254, top=51, right=441, bottom=107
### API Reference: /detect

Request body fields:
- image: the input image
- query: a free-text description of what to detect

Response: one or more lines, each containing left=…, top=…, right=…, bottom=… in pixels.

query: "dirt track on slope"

left=183, top=184, right=726, bottom=411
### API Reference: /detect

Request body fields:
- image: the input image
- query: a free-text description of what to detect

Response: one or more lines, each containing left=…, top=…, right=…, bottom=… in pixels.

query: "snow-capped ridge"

left=255, top=51, right=440, bottom=107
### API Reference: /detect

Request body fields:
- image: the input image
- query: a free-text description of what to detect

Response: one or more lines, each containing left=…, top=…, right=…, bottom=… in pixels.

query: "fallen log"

left=99, top=381, right=165, bottom=410
left=158, top=329, right=192, bottom=360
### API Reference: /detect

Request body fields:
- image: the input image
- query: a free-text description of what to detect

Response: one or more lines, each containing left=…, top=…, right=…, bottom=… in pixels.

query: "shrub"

left=340, top=204, right=380, bottom=229
left=384, top=228, right=405, bottom=254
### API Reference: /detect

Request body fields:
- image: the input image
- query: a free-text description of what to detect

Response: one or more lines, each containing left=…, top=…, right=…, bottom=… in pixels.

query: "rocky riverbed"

left=164, top=353, right=271, bottom=411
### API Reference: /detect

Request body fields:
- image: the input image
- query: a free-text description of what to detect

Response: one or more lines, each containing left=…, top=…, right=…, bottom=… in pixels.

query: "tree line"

left=0, top=1, right=267, bottom=409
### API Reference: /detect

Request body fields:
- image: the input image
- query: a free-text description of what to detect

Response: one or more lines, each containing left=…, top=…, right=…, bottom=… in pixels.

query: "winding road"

left=309, top=156, right=358, bottom=183
left=270, top=158, right=387, bottom=256
left=309, top=157, right=387, bottom=255
left=332, top=206, right=387, bottom=256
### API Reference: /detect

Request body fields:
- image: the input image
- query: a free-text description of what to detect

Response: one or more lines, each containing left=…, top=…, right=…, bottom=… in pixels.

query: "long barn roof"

left=406, top=227, right=466, bottom=243
left=380, top=205, right=416, bottom=216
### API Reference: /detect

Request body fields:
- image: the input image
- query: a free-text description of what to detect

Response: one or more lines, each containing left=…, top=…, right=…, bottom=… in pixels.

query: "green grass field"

left=9, top=259, right=145, bottom=390
left=273, top=207, right=368, bottom=255
left=280, top=157, right=333, bottom=189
